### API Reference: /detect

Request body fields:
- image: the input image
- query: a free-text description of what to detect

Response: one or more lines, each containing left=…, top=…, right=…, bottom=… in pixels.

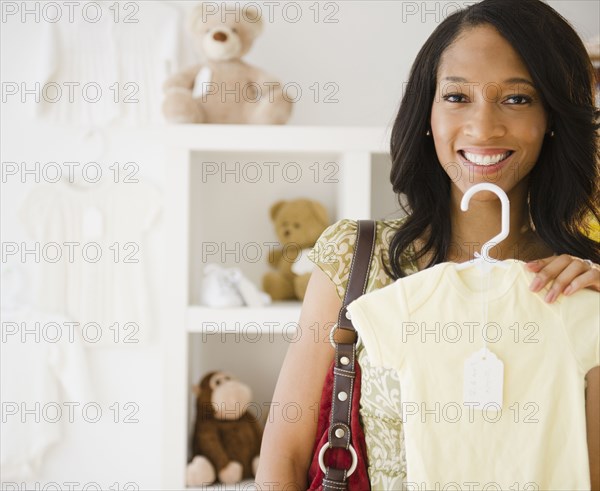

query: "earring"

left=550, top=130, right=555, bottom=137
left=426, top=129, right=431, bottom=136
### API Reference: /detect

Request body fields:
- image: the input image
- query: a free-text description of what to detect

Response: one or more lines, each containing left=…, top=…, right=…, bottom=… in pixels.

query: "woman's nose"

left=463, top=104, right=507, bottom=141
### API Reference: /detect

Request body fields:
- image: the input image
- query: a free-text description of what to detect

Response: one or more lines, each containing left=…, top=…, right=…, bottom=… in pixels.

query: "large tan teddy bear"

left=262, top=199, right=329, bottom=301
left=162, top=2, right=293, bottom=124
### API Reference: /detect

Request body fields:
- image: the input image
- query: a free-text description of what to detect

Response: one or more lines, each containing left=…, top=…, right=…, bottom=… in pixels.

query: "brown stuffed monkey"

left=186, top=371, right=262, bottom=486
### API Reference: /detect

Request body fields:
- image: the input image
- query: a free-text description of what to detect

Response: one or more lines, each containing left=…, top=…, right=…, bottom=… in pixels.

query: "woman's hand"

left=526, top=254, right=600, bottom=303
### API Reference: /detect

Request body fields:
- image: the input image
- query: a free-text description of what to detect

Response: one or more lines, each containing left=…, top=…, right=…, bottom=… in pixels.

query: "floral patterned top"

left=307, top=217, right=419, bottom=490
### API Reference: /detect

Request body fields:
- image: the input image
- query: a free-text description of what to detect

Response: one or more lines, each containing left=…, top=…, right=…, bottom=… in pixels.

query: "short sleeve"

left=307, top=219, right=358, bottom=301
left=346, top=282, right=406, bottom=371
left=559, top=288, right=600, bottom=374
left=307, top=217, right=419, bottom=302
left=347, top=297, right=384, bottom=366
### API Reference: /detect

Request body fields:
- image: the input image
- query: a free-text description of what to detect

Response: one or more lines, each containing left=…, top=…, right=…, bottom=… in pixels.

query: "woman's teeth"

left=461, top=150, right=512, bottom=166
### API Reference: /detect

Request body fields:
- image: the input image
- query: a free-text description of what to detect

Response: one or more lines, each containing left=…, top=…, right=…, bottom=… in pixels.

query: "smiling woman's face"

left=430, top=24, right=549, bottom=197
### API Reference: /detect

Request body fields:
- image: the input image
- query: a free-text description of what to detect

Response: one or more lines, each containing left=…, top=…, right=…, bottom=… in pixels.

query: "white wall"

left=1, top=1, right=597, bottom=489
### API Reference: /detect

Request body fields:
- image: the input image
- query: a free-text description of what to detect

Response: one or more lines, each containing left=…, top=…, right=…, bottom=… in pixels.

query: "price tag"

left=463, top=348, right=504, bottom=410
left=82, top=206, right=104, bottom=239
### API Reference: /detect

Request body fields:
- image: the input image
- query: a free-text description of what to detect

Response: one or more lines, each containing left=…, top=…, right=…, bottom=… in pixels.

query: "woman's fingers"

left=562, top=267, right=599, bottom=295
left=526, top=254, right=600, bottom=302
left=526, top=255, right=569, bottom=292
left=542, top=258, right=592, bottom=303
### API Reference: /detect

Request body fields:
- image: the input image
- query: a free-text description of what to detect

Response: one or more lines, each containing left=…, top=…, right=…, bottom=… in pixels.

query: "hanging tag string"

left=474, top=251, right=491, bottom=358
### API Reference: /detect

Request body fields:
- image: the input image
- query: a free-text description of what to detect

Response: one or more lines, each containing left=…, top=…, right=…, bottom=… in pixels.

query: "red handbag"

left=307, top=220, right=376, bottom=491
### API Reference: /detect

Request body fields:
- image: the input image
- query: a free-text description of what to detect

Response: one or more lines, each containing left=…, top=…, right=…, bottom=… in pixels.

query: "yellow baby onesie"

left=347, top=260, right=600, bottom=490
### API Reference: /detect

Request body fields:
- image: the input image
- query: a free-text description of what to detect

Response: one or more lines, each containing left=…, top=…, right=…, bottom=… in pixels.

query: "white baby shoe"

left=198, top=263, right=272, bottom=308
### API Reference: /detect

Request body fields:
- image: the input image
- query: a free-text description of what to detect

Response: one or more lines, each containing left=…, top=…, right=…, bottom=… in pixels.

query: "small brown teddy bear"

left=262, top=198, right=329, bottom=301
left=186, top=371, right=262, bottom=486
left=162, top=2, right=293, bottom=124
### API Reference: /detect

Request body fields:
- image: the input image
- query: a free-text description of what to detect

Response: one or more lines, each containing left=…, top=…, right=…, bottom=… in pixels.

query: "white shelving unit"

left=161, top=124, right=399, bottom=489
left=187, top=302, right=301, bottom=332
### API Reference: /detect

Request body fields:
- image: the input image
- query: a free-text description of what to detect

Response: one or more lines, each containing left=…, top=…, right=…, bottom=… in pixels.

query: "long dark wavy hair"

left=386, top=0, right=600, bottom=279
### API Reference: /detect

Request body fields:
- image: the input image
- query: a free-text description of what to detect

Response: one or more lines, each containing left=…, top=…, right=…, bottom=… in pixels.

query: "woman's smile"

left=457, top=147, right=515, bottom=173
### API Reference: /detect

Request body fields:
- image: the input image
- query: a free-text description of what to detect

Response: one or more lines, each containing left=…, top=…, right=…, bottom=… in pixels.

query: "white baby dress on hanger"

left=34, top=2, right=186, bottom=126
left=18, top=179, right=162, bottom=345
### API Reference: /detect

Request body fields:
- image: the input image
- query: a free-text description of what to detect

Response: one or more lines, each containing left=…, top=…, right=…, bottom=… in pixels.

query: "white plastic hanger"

left=455, top=183, right=511, bottom=273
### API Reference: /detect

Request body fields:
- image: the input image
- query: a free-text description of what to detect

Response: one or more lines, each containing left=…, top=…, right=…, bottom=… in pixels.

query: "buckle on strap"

left=318, top=441, right=358, bottom=477
left=329, top=323, right=362, bottom=349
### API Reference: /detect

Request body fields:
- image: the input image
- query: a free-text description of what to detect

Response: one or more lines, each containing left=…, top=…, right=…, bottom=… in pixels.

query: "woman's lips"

left=457, top=149, right=514, bottom=173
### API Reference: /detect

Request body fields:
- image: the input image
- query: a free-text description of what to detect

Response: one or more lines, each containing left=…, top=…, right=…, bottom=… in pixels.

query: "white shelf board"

left=162, top=124, right=391, bottom=153
left=186, top=302, right=302, bottom=333
left=188, top=480, right=256, bottom=491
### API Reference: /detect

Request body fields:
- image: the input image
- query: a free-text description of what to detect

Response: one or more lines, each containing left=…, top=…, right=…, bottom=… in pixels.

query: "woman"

left=256, top=0, right=600, bottom=488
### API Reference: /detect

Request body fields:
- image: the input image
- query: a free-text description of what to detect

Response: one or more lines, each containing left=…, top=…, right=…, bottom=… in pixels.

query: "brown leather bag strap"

left=338, top=220, right=376, bottom=331
left=322, top=220, right=376, bottom=491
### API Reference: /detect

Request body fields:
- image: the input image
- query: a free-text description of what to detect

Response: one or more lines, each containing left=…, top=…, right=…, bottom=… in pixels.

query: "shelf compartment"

left=187, top=149, right=341, bottom=305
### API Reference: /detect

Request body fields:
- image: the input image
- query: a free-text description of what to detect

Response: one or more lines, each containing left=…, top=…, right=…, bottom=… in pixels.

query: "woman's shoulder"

left=307, top=217, right=417, bottom=302
left=311, top=216, right=407, bottom=245
left=307, top=217, right=406, bottom=266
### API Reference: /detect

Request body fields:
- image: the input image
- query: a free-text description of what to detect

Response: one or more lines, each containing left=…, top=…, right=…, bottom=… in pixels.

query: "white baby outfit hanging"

left=18, top=179, right=162, bottom=345
left=34, top=2, right=186, bottom=126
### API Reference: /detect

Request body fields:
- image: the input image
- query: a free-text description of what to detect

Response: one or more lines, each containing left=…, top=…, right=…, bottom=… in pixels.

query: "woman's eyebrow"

left=441, top=76, right=536, bottom=88
left=503, top=77, right=536, bottom=88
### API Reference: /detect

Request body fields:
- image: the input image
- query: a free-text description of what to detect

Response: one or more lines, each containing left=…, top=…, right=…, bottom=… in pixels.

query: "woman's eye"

left=443, top=93, right=468, bottom=103
left=504, top=95, right=532, bottom=105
